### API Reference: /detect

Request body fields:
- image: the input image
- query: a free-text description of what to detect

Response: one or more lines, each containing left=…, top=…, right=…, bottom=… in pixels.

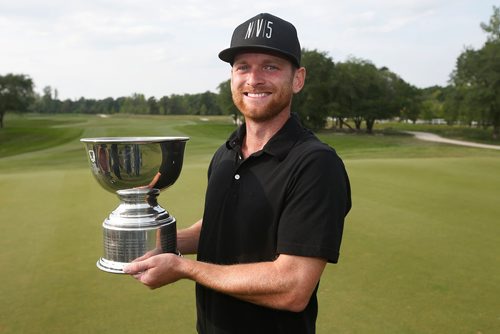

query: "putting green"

left=1, top=114, right=499, bottom=333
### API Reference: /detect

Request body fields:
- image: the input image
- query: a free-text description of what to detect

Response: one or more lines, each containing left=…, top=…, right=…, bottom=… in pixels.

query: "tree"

left=217, top=79, right=239, bottom=118
left=449, top=6, right=500, bottom=139
left=121, top=93, right=148, bottom=114
left=199, top=91, right=222, bottom=115
left=292, top=49, right=336, bottom=130
left=0, top=74, right=34, bottom=128
left=359, top=66, right=402, bottom=133
left=481, top=6, right=500, bottom=41
left=418, top=86, right=450, bottom=123
left=33, top=86, right=62, bottom=114
left=397, top=80, right=422, bottom=124
left=168, top=94, right=188, bottom=115
left=158, top=96, right=170, bottom=115
left=333, top=58, right=371, bottom=131
left=331, top=60, right=360, bottom=130
left=147, top=97, right=160, bottom=115
left=333, top=58, right=409, bottom=133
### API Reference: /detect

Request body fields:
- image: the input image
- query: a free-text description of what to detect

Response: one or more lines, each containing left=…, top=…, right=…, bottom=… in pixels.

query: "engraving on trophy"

left=80, top=137, right=189, bottom=274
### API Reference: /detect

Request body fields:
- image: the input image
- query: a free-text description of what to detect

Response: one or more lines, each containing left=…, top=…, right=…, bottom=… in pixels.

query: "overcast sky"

left=0, top=0, right=496, bottom=100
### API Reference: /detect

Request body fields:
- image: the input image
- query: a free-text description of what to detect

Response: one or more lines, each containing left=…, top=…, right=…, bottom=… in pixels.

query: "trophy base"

left=97, top=258, right=128, bottom=274
left=97, top=250, right=183, bottom=274
left=96, top=188, right=178, bottom=274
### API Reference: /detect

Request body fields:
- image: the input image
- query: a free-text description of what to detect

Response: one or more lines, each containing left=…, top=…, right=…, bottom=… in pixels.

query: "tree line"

left=1, top=6, right=499, bottom=138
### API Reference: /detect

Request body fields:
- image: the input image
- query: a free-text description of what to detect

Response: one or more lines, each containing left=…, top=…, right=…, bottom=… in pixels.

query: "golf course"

left=0, top=113, right=499, bottom=333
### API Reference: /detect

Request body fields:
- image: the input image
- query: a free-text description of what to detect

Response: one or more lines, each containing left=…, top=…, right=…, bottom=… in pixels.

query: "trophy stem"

left=97, top=188, right=177, bottom=274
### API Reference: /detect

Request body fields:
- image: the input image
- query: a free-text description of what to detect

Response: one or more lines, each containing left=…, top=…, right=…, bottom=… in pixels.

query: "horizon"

left=0, top=0, right=496, bottom=100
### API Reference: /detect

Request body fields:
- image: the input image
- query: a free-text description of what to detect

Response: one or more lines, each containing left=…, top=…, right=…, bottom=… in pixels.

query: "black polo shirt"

left=196, top=114, right=351, bottom=334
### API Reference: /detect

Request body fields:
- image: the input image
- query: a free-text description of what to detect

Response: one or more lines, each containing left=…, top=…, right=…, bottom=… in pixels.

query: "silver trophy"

left=80, top=137, right=189, bottom=274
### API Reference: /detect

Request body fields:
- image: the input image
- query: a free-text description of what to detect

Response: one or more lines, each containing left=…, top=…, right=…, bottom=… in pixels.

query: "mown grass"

left=0, top=116, right=85, bottom=157
left=0, top=113, right=499, bottom=334
left=377, top=121, right=499, bottom=144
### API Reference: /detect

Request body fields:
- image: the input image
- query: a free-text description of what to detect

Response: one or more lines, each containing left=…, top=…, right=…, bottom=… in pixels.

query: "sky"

left=0, top=0, right=496, bottom=100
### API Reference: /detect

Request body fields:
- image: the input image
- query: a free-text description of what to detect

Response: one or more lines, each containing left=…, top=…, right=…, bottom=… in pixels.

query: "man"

left=124, top=13, right=351, bottom=334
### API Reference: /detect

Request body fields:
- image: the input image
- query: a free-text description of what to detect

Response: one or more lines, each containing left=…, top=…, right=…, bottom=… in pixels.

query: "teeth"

left=247, top=93, right=268, bottom=97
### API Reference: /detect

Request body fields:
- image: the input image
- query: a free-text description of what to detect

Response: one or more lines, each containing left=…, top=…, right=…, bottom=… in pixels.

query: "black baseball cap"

left=218, top=13, right=301, bottom=67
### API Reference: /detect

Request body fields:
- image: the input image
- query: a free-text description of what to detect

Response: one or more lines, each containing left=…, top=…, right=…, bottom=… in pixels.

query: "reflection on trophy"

left=80, top=137, right=189, bottom=274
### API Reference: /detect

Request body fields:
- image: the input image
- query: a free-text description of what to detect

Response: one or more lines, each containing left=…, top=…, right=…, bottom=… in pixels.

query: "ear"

left=292, top=67, right=306, bottom=94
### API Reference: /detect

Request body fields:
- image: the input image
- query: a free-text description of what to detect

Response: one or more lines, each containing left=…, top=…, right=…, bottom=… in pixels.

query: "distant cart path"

left=406, top=131, right=500, bottom=151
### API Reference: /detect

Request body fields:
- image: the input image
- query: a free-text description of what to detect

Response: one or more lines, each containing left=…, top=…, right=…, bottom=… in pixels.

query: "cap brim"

left=218, top=46, right=300, bottom=67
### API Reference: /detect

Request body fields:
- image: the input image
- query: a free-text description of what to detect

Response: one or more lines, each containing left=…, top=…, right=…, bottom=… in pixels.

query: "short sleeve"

left=277, top=148, right=350, bottom=263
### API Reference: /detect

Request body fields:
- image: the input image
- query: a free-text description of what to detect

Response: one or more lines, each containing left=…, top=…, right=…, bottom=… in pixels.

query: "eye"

left=263, top=64, right=278, bottom=71
left=234, top=64, right=249, bottom=72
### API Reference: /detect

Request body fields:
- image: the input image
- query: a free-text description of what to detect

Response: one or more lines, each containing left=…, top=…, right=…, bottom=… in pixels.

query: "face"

left=230, top=52, right=305, bottom=123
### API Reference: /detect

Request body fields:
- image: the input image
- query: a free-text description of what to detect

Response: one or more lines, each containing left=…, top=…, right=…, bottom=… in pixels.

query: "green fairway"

left=0, top=114, right=499, bottom=333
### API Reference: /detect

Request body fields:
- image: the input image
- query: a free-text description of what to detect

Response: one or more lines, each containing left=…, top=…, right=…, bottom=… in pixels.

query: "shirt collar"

left=226, top=113, right=306, bottom=161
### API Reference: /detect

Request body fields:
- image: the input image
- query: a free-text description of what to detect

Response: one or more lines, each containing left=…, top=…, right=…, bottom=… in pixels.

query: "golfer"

left=125, top=13, right=351, bottom=334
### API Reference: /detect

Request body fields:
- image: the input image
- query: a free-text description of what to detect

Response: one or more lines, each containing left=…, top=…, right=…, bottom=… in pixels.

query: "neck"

left=241, top=111, right=290, bottom=158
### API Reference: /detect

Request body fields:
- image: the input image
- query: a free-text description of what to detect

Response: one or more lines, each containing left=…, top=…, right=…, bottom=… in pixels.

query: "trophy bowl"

left=80, top=136, right=189, bottom=274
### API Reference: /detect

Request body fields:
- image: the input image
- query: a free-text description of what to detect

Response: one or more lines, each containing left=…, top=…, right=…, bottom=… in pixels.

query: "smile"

left=244, top=92, right=271, bottom=98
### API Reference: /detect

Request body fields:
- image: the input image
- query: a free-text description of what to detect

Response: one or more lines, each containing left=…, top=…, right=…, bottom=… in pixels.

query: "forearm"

left=125, top=236, right=326, bottom=312
left=177, top=219, right=202, bottom=255
left=179, top=254, right=326, bottom=312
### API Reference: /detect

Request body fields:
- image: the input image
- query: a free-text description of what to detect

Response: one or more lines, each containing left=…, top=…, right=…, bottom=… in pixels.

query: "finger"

left=131, top=253, right=150, bottom=263
left=123, top=260, right=150, bottom=274
left=137, top=271, right=158, bottom=289
left=131, top=249, right=161, bottom=262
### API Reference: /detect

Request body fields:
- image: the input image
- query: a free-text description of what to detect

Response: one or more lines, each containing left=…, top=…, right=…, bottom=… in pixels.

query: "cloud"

left=62, top=12, right=173, bottom=49
left=0, top=0, right=495, bottom=98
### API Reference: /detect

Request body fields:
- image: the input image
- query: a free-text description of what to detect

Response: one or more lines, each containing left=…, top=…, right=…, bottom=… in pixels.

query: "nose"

left=245, top=68, right=265, bottom=86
